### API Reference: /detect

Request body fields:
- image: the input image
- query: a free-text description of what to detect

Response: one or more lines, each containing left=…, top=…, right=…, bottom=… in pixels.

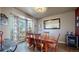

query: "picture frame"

left=44, top=18, right=60, bottom=29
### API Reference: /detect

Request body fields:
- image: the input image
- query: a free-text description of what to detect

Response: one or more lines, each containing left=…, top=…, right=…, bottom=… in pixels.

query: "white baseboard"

left=58, top=41, right=65, bottom=44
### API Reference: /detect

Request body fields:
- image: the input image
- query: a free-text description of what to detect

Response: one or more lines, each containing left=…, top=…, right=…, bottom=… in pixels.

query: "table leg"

left=44, top=42, right=48, bottom=52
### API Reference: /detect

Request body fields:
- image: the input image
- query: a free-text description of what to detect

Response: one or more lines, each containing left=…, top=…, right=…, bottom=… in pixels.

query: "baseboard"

left=58, top=41, right=65, bottom=44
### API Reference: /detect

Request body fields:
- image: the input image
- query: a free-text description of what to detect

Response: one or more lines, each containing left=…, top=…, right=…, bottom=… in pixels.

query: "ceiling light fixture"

left=34, top=7, right=47, bottom=13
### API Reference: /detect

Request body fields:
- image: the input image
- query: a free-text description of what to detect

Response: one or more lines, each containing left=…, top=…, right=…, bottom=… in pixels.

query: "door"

left=9, top=15, right=27, bottom=43
left=18, top=18, right=27, bottom=43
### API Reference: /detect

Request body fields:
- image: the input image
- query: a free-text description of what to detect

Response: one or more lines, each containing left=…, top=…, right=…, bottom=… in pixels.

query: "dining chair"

left=26, top=33, right=34, bottom=48
left=3, top=38, right=17, bottom=52
left=33, top=34, right=44, bottom=52
left=48, top=34, right=60, bottom=52
left=0, top=31, right=3, bottom=43
left=0, top=31, right=3, bottom=51
left=38, top=32, right=50, bottom=52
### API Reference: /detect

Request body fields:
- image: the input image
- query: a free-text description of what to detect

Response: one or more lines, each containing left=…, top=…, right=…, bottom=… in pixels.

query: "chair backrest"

left=32, top=34, right=41, bottom=45
left=27, top=33, right=33, bottom=38
left=55, top=33, right=60, bottom=47
left=42, top=32, right=49, bottom=40
left=34, top=34, right=41, bottom=39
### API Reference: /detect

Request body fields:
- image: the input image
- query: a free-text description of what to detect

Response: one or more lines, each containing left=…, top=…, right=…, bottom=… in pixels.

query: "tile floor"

left=15, top=42, right=33, bottom=52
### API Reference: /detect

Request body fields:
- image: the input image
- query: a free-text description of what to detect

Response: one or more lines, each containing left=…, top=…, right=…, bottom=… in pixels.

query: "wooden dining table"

left=26, top=34, right=56, bottom=52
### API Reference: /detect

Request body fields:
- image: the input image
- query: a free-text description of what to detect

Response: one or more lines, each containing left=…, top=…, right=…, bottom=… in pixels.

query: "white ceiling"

left=17, top=7, right=76, bottom=19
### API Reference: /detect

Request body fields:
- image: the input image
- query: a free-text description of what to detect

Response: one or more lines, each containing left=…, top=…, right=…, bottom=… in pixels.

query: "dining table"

left=26, top=34, right=56, bottom=52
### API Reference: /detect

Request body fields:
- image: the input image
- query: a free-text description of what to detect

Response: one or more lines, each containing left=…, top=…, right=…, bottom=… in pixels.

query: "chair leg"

left=41, top=46, right=43, bottom=52
left=55, top=46, right=58, bottom=52
left=34, top=45, right=37, bottom=51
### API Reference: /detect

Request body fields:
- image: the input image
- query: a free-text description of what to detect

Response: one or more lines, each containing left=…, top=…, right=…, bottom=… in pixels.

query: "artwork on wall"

left=44, top=18, right=60, bottom=29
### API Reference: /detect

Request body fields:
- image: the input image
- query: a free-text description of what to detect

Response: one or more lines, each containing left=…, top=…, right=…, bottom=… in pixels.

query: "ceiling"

left=17, top=7, right=76, bottom=19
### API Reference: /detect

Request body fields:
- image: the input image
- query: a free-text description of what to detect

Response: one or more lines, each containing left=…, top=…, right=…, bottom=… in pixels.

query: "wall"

left=38, top=11, right=75, bottom=43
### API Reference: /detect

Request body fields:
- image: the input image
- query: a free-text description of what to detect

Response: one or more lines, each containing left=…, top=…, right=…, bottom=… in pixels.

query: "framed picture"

left=44, top=18, right=60, bottom=29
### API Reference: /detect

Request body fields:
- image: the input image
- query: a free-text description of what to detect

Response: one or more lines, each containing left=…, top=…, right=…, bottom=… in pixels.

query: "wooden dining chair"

left=0, top=31, right=3, bottom=43
left=33, top=34, right=44, bottom=52
left=0, top=31, right=3, bottom=51
left=48, top=34, right=60, bottom=52
left=40, top=32, right=50, bottom=52
left=26, top=33, right=34, bottom=48
left=43, top=32, right=49, bottom=40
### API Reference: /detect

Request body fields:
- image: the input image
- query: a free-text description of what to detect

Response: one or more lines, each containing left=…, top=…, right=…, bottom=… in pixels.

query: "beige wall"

left=38, top=11, right=75, bottom=43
